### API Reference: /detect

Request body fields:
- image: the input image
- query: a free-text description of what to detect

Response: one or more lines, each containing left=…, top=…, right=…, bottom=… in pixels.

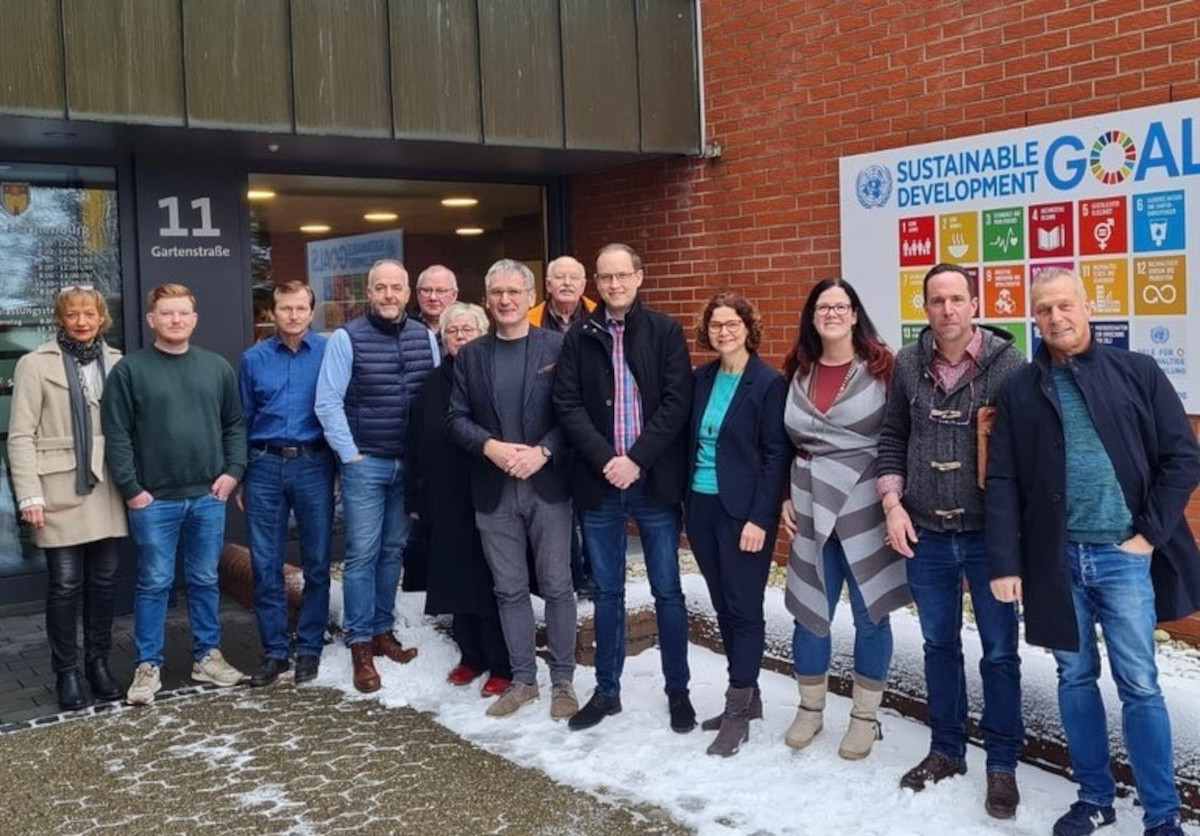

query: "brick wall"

left=570, top=1, right=1200, bottom=563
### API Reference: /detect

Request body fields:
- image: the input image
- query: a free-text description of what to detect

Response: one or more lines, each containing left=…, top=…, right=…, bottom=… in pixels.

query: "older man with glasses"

left=414, top=264, right=459, bottom=341
left=876, top=262, right=1027, bottom=819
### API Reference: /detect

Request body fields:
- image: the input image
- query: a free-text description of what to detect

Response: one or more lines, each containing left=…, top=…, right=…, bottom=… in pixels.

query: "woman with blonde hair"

left=8, top=285, right=127, bottom=710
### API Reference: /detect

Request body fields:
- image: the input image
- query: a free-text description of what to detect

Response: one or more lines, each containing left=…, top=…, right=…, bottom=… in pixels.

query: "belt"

left=252, top=441, right=328, bottom=459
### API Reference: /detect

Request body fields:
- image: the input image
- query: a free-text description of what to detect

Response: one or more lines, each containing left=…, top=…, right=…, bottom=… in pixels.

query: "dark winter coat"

left=986, top=338, right=1200, bottom=651
left=552, top=300, right=692, bottom=510
left=405, top=358, right=499, bottom=617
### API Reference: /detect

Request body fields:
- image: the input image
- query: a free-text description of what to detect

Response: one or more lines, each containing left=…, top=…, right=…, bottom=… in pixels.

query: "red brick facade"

left=570, top=1, right=1200, bottom=560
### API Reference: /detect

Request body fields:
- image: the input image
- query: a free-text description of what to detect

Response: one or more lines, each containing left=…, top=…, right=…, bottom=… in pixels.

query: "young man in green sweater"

left=102, top=283, right=247, bottom=705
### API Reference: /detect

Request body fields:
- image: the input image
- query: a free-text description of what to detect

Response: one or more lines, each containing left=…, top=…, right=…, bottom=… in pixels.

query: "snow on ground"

left=315, top=574, right=1198, bottom=836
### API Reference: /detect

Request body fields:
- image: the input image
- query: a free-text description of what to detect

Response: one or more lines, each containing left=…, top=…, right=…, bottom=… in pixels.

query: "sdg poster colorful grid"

left=839, top=98, right=1199, bottom=406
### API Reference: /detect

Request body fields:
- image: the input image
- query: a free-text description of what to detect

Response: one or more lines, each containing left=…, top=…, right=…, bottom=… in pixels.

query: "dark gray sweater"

left=877, top=325, right=1025, bottom=533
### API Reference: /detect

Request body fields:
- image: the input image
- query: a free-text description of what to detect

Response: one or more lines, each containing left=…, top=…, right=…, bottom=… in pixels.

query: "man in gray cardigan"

left=876, top=263, right=1026, bottom=819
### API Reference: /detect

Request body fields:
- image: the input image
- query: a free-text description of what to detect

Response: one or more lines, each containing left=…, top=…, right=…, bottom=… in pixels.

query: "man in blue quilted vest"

left=315, top=259, right=439, bottom=693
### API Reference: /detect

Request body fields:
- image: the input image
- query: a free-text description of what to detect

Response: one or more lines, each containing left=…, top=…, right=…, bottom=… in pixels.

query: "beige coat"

left=7, top=340, right=128, bottom=548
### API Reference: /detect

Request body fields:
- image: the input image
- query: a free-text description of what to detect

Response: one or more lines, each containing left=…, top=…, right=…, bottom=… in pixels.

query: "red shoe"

left=481, top=676, right=511, bottom=698
left=447, top=665, right=480, bottom=686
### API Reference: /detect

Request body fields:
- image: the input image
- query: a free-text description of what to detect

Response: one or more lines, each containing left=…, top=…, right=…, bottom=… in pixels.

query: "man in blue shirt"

left=239, top=280, right=334, bottom=688
left=315, top=259, right=439, bottom=693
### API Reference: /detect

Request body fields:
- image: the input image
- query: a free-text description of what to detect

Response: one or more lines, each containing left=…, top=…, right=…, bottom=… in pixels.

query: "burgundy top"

left=810, top=360, right=853, bottom=413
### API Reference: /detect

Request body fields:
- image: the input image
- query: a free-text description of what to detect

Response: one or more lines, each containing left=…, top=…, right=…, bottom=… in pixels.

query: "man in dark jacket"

left=447, top=259, right=578, bottom=721
left=877, top=263, right=1026, bottom=818
left=553, top=242, right=695, bottom=734
left=987, top=268, right=1199, bottom=836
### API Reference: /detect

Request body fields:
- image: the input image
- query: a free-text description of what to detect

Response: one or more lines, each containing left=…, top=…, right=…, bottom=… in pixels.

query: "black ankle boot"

left=57, top=670, right=88, bottom=711
left=85, top=658, right=123, bottom=701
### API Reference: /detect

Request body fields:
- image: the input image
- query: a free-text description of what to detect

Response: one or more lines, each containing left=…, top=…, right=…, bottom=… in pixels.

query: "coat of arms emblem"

left=1, top=183, right=31, bottom=217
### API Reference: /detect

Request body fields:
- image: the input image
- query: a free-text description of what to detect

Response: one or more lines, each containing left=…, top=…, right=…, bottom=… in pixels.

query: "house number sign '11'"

left=157, top=196, right=221, bottom=237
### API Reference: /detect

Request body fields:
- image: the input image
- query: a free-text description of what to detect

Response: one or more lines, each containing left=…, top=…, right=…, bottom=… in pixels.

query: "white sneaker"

left=192, top=649, right=247, bottom=687
left=126, top=663, right=162, bottom=705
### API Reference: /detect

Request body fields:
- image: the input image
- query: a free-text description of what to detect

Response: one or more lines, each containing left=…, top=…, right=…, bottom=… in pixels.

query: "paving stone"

left=2, top=687, right=690, bottom=835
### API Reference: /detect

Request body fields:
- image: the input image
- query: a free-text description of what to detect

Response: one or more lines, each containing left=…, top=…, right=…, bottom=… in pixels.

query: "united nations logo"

left=855, top=165, right=892, bottom=209
left=1150, top=326, right=1169, bottom=345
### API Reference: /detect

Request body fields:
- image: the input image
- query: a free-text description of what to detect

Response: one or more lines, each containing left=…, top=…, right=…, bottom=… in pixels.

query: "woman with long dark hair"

left=779, top=277, right=910, bottom=760
left=8, top=285, right=128, bottom=710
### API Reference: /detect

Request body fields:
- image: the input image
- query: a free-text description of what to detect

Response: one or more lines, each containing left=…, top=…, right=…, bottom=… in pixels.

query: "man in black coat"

left=553, top=242, right=695, bottom=734
left=447, top=259, right=578, bottom=721
left=987, top=267, right=1200, bottom=836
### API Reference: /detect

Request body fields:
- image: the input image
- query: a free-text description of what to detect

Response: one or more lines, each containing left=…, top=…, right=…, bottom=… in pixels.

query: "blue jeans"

left=1054, top=542, right=1179, bottom=827
left=792, top=536, right=893, bottom=684
left=128, top=494, right=227, bottom=667
left=907, top=528, right=1022, bottom=772
left=581, top=482, right=689, bottom=698
left=340, top=455, right=411, bottom=646
left=244, top=446, right=335, bottom=659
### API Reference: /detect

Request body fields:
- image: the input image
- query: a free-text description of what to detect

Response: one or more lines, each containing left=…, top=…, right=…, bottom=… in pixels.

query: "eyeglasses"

left=595, top=271, right=637, bottom=285
left=708, top=319, right=744, bottom=334
left=417, top=286, right=456, bottom=297
left=443, top=325, right=479, bottom=338
left=815, top=303, right=852, bottom=317
left=58, top=284, right=95, bottom=295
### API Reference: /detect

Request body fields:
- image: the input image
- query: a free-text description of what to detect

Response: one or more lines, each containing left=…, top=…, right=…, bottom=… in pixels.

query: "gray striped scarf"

left=784, top=360, right=911, bottom=636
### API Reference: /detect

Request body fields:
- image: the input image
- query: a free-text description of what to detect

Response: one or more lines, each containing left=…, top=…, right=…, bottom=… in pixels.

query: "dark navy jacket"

left=686, top=354, right=791, bottom=530
left=986, top=337, right=1200, bottom=650
left=344, top=313, right=436, bottom=458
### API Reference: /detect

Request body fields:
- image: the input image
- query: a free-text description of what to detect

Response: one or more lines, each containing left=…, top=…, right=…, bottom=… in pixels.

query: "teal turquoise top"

left=691, top=371, right=742, bottom=495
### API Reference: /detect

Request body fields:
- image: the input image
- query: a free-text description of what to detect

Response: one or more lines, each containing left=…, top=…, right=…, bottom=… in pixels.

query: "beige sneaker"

left=126, top=662, right=162, bottom=706
left=192, top=649, right=247, bottom=687
left=550, top=682, right=579, bottom=721
left=485, top=681, right=539, bottom=717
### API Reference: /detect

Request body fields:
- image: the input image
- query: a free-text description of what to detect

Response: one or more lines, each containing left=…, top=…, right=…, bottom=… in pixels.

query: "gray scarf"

left=59, top=343, right=106, bottom=496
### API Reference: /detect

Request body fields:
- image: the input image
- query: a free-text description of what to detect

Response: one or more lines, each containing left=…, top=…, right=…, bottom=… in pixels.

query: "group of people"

left=8, top=249, right=1197, bottom=836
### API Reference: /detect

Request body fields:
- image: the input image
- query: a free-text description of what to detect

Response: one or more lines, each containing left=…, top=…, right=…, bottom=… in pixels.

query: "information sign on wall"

left=840, top=99, right=1198, bottom=405
left=306, top=230, right=404, bottom=333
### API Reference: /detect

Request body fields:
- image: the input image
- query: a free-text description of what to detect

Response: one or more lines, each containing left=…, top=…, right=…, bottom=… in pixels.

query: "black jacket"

left=986, top=338, right=1200, bottom=650
left=405, top=359, right=498, bottom=616
left=447, top=328, right=568, bottom=513
left=553, top=300, right=692, bottom=510
left=687, top=354, right=791, bottom=530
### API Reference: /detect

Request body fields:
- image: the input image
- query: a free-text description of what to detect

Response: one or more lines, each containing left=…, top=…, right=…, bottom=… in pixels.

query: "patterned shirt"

left=608, top=318, right=643, bottom=455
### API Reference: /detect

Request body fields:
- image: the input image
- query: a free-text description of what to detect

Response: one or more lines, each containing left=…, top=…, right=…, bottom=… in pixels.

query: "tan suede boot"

left=838, top=677, right=884, bottom=760
left=783, top=674, right=826, bottom=749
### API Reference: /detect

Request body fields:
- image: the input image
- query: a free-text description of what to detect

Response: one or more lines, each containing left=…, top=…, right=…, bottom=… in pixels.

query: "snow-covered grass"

left=314, top=572, right=1199, bottom=835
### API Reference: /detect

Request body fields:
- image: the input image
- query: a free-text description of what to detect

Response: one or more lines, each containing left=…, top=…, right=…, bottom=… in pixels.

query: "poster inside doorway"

left=840, top=98, right=1199, bottom=405
left=306, top=229, right=404, bottom=333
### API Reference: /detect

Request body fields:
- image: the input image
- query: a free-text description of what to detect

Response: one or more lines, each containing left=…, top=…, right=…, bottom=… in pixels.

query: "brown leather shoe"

left=899, top=752, right=967, bottom=791
left=372, top=632, right=419, bottom=664
left=985, top=772, right=1020, bottom=819
left=350, top=642, right=381, bottom=693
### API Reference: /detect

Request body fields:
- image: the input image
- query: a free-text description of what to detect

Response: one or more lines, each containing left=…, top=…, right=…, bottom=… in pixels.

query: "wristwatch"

left=539, top=445, right=552, bottom=459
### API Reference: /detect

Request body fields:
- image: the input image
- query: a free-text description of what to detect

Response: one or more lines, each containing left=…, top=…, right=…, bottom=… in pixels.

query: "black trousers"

left=44, top=538, right=122, bottom=672
left=451, top=613, right=512, bottom=679
left=685, top=493, right=775, bottom=689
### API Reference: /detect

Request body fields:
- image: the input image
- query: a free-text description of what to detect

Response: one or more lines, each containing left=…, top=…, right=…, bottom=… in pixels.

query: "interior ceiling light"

left=441, top=197, right=478, bottom=207
left=299, top=223, right=331, bottom=234
left=363, top=211, right=399, bottom=222
left=455, top=227, right=484, bottom=236
left=246, top=189, right=276, bottom=200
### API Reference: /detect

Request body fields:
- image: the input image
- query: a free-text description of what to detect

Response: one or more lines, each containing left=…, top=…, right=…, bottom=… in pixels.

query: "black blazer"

left=553, top=300, right=692, bottom=510
left=687, top=354, right=790, bottom=530
left=447, top=328, right=568, bottom=513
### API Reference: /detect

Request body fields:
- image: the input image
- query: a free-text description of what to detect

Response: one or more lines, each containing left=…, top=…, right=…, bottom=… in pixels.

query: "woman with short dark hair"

left=686, top=292, right=790, bottom=757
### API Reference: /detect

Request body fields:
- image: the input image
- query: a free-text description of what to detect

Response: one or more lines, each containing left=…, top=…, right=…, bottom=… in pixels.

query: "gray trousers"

left=475, top=479, right=577, bottom=686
